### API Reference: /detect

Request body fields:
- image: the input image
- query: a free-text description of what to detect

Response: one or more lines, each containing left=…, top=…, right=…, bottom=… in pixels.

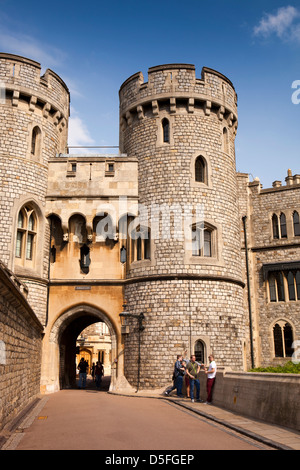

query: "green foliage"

left=249, top=361, right=300, bottom=374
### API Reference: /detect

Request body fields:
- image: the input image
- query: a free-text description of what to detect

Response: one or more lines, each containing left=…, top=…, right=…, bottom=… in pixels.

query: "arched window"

left=287, top=271, right=296, bottom=301
left=192, top=224, right=214, bottom=257
left=129, top=224, right=151, bottom=262
left=268, top=269, right=300, bottom=302
left=93, top=213, right=115, bottom=241
left=48, top=215, right=63, bottom=264
left=268, top=274, right=277, bottom=302
left=31, top=126, right=41, bottom=157
left=15, top=205, right=37, bottom=264
left=273, top=321, right=294, bottom=358
left=276, top=272, right=285, bottom=301
left=280, top=213, right=287, bottom=238
left=293, top=211, right=300, bottom=237
left=272, top=214, right=279, bottom=239
left=162, top=118, right=170, bottom=143
left=268, top=272, right=285, bottom=302
left=195, top=156, right=207, bottom=184
left=69, top=214, right=87, bottom=243
left=287, top=270, right=300, bottom=301
left=194, top=340, right=205, bottom=363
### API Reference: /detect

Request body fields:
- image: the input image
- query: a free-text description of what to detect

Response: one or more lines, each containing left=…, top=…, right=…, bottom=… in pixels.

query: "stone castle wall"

left=244, top=176, right=300, bottom=366
left=0, top=52, right=299, bottom=405
left=124, top=279, right=245, bottom=389
left=0, top=53, right=70, bottom=325
left=119, top=64, right=246, bottom=388
left=0, top=262, right=43, bottom=431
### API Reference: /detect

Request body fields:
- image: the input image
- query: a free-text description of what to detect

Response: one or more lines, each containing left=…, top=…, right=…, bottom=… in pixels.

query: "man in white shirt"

left=204, top=354, right=217, bottom=404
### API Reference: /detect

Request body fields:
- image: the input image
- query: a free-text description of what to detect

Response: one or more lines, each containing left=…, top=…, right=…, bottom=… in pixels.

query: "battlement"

left=119, top=63, right=237, bottom=127
left=0, top=53, right=70, bottom=120
left=247, top=169, right=300, bottom=195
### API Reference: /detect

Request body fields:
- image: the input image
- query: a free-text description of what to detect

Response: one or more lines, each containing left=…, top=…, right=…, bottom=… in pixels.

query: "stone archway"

left=46, top=304, right=118, bottom=392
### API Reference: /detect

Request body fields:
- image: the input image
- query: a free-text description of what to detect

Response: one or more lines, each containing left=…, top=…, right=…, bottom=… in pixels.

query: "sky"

left=0, top=0, right=299, bottom=189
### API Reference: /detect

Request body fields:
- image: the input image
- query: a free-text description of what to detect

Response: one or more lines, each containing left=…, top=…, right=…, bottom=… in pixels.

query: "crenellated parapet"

left=119, top=64, right=238, bottom=143
left=0, top=53, right=69, bottom=124
left=119, top=63, right=246, bottom=386
left=0, top=53, right=71, bottom=318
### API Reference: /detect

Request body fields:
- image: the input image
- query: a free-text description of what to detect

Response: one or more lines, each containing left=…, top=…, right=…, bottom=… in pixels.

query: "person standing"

left=165, top=355, right=185, bottom=397
left=204, top=354, right=217, bottom=404
left=186, top=355, right=201, bottom=402
left=91, top=362, right=96, bottom=381
left=78, top=357, right=88, bottom=389
left=174, top=356, right=185, bottom=397
left=95, top=361, right=104, bottom=389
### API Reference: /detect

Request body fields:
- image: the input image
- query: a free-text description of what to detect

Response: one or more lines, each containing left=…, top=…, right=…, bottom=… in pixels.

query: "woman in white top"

left=204, top=354, right=217, bottom=404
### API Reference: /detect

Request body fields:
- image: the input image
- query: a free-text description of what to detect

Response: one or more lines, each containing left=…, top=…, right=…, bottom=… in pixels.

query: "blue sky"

left=0, top=0, right=299, bottom=188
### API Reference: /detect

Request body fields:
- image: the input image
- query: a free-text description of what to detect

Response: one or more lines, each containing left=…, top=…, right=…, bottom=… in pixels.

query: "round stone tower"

left=119, top=64, right=246, bottom=389
left=0, top=53, right=70, bottom=325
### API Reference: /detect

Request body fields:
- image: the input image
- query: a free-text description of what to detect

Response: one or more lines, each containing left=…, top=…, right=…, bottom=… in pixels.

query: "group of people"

left=77, top=358, right=104, bottom=390
left=165, top=352, right=216, bottom=404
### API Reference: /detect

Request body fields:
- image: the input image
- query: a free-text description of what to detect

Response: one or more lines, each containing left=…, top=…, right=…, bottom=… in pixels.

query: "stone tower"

left=119, top=64, right=246, bottom=389
left=0, top=53, right=69, bottom=324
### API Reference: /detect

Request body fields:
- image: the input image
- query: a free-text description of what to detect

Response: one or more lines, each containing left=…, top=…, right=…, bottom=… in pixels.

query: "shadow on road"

left=75, top=375, right=111, bottom=392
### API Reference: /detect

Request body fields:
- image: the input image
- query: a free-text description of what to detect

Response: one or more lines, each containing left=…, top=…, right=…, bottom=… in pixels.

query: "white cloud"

left=0, top=32, right=65, bottom=69
left=253, top=6, right=300, bottom=41
left=68, top=107, right=95, bottom=153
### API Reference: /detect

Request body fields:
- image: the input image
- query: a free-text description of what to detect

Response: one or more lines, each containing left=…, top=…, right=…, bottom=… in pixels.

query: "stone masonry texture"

left=0, top=54, right=299, bottom=406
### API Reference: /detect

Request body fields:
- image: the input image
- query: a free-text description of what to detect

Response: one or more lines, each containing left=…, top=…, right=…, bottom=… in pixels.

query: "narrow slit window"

left=80, top=244, right=91, bottom=273
left=293, top=211, right=300, bottom=236
left=276, top=272, right=285, bottom=301
left=162, top=118, right=170, bottom=143
left=287, top=271, right=296, bottom=301
left=195, top=156, right=206, bottom=183
left=296, top=271, right=300, bottom=300
left=272, top=214, right=279, bottom=239
left=31, top=126, right=41, bottom=157
left=273, top=323, right=284, bottom=357
left=280, top=213, right=287, bottom=238
left=15, top=231, right=23, bottom=258
left=203, top=230, right=211, bottom=257
left=269, top=275, right=277, bottom=302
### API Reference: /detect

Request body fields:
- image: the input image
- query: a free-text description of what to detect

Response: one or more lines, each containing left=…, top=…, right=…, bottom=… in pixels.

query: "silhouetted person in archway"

left=91, top=362, right=96, bottom=381
left=78, top=357, right=88, bottom=389
left=95, top=361, right=104, bottom=389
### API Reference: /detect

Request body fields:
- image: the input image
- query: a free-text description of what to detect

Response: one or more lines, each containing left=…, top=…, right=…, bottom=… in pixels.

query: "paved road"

left=11, top=381, right=269, bottom=451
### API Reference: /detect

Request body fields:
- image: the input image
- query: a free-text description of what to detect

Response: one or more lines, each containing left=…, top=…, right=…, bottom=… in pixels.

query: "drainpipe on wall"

left=242, top=215, right=255, bottom=369
left=45, top=218, right=53, bottom=328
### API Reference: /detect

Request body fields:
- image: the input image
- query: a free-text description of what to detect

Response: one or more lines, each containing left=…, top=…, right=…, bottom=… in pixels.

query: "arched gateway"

left=41, top=304, right=119, bottom=393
